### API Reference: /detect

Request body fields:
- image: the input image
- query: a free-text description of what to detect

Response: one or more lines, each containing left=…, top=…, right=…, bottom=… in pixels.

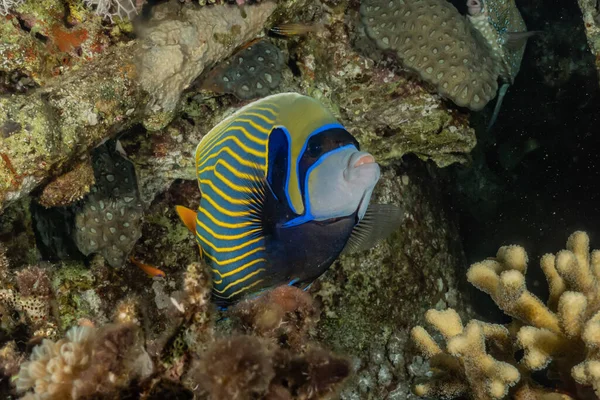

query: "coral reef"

left=15, top=322, right=152, bottom=399
left=412, top=231, right=600, bottom=399
left=0, top=0, right=24, bottom=15
left=136, top=0, right=278, bottom=124
left=189, top=335, right=275, bottom=399
left=1, top=0, right=482, bottom=398
left=577, top=0, right=600, bottom=82
left=0, top=247, right=57, bottom=338
left=188, top=286, right=351, bottom=400
left=84, top=0, right=142, bottom=21
left=73, top=139, right=143, bottom=268
left=0, top=0, right=25, bottom=15
left=360, top=0, right=499, bottom=110
left=199, top=39, right=285, bottom=99
left=0, top=341, right=25, bottom=378
left=231, top=285, right=319, bottom=350
left=37, top=160, right=95, bottom=209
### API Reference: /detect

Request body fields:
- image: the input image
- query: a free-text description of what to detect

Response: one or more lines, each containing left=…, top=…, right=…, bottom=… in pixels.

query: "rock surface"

left=577, top=0, right=600, bottom=82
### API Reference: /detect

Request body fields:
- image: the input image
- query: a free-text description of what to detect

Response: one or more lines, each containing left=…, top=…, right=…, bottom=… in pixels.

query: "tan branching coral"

left=411, top=309, right=519, bottom=399
left=15, top=322, right=152, bottom=399
left=413, top=231, right=600, bottom=399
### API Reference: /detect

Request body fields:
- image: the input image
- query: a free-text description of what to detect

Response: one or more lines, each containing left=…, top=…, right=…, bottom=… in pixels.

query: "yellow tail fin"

left=176, top=205, right=197, bottom=234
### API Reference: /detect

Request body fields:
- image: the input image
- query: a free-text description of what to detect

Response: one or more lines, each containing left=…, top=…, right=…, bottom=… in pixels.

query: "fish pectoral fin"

left=175, top=205, right=197, bottom=234
left=341, top=203, right=405, bottom=255
left=506, top=31, right=542, bottom=50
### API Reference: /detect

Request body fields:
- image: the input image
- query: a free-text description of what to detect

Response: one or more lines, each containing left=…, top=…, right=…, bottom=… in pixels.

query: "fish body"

left=180, top=93, right=401, bottom=306
left=270, top=22, right=324, bottom=37
left=467, top=0, right=528, bottom=83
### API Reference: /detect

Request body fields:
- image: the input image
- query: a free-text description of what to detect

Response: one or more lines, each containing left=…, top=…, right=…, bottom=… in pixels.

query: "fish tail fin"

left=176, top=205, right=198, bottom=234
left=487, top=83, right=510, bottom=132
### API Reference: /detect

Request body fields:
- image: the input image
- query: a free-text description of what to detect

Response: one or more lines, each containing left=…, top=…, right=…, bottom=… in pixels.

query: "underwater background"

left=1, top=0, right=600, bottom=399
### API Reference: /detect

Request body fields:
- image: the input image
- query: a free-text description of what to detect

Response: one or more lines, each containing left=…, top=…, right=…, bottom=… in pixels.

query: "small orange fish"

left=130, top=257, right=166, bottom=278
left=270, top=22, right=324, bottom=37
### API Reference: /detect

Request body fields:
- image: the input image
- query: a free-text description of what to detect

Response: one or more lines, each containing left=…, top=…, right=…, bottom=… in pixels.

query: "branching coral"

left=15, top=322, right=152, bottom=399
left=411, top=309, right=519, bottom=399
left=83, top=0, right=142, bottom=21
left=0, top=0, right=24, bottom=15
left=413, top=231, right=600, bottom=399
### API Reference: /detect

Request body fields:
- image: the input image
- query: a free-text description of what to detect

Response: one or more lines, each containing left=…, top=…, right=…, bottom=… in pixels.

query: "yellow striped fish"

left=177, top=93, right=403, bottom=307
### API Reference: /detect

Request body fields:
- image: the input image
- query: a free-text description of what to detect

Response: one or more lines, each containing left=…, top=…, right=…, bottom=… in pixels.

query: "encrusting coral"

left=0, top=246, right=57, bottom=338
left=412, top=231, right=600, bottom=399
left=37, top=160, right=96, bottom=209
left=186, top=286, right=350, bottom=400
left=360, top=0, right=499, bottom=111
left=199, top=39, right=285, bottom=100
left=2, top=261, right=350, bottom=399
left=231, top=285, right=319, bottom=350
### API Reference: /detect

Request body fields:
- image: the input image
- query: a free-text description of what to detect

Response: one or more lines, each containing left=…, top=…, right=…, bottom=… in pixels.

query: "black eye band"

left=298, top=128, right=359, bottom=198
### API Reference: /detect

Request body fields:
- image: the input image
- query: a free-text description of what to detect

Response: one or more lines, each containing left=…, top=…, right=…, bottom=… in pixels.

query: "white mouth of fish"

left=343, top=151, right=379, bottom=183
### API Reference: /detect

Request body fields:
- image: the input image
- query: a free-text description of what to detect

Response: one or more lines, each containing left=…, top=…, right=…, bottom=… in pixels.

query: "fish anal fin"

left=176, top=205, right=198, bottom=234
left=341, top=203, right=404, bottom=255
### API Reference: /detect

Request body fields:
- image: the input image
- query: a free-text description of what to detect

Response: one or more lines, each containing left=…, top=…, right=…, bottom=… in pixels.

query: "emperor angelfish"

left=176, top=93, right=403, bottom=307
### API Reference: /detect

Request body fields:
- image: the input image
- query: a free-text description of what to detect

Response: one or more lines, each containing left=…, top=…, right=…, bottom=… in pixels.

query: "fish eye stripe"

left=267, top=126, right=295, bottom=213
left=283, top=143, right=357, bottom=228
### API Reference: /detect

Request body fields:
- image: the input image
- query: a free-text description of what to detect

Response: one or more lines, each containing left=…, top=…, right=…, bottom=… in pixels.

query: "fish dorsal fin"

left=341, top=203, right=404, bottom=255
left=175, top=205, right=198, bottom=234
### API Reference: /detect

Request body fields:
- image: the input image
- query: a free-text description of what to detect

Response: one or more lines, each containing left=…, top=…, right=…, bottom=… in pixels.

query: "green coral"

left=51, top=262, right=97, bottom=330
